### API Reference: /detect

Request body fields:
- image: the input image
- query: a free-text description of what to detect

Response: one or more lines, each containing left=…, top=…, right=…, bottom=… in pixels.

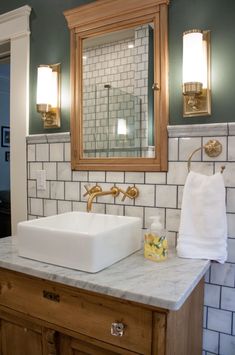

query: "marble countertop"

left=0, top=237, right=210, bottom=311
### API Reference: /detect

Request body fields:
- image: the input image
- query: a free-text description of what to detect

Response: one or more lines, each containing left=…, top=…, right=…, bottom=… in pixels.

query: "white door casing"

left=0, top=6, right=31, bottom=234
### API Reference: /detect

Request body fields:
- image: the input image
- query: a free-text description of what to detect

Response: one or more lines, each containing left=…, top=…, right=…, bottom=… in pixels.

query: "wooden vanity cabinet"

left=0, top=268, right=204, bottom=355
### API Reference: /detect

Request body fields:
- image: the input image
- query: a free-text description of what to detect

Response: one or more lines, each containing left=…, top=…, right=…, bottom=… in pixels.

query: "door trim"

left=0, top=6, right=31, bottom=234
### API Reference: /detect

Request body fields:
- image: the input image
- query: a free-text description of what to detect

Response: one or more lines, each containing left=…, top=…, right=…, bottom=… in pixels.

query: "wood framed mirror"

left=64, top=0, right=169, bottom=171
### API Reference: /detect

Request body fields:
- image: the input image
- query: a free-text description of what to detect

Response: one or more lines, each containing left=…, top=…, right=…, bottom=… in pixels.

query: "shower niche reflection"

left=82, top=25, right=154, bottom=159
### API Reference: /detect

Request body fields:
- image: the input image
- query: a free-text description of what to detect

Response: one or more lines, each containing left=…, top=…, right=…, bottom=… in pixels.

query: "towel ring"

left=187, top=139, right=225, bottom=174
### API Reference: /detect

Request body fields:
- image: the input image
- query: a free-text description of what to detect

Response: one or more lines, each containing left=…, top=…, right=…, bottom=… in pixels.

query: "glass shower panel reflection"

left=83, top=85, right=153, bottom=158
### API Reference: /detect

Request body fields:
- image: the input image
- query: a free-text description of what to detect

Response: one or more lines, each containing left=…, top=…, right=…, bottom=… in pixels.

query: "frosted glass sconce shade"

left=182, top=29, right=211, bottom=117
left=36, top=64, right=61, bottom=128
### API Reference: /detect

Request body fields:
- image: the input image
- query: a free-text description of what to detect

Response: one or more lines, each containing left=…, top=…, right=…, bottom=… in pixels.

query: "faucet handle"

left=83, top=184, right=90, bottom=197
left=121, top=186, right=139, bottom=202
left=83, top=184, right=102, bottom=197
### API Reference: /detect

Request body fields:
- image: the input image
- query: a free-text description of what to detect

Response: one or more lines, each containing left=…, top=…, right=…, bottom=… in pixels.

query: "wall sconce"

left=182, top=29, right=211, bottom=117
left=36, top=64, right=61, bottom=128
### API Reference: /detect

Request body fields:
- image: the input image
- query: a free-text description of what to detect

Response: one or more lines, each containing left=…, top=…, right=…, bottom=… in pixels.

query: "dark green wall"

left=1, top=0, right=235, bottom=133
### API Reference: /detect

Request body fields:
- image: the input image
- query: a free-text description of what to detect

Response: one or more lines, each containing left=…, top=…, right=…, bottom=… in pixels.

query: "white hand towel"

left=177, top=171, right=227, bottom=263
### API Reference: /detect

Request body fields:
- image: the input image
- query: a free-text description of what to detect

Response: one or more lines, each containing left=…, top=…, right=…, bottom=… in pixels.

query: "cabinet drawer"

left=0, top=269, right=152, bottom=354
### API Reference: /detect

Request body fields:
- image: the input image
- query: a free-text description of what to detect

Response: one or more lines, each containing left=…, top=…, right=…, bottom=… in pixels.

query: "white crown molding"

left=0, top=5, right=31, bottom=25
left=0, top=6, right=31, bottom=42
left=168, top=123, right=228, bottom=138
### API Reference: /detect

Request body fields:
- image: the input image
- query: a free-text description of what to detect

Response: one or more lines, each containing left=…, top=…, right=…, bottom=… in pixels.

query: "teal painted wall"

left=1, top=0, right=235, bottom=132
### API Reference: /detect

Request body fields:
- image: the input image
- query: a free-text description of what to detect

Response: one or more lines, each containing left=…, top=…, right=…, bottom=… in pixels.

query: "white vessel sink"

left=17, top=212, right=142, bottom=273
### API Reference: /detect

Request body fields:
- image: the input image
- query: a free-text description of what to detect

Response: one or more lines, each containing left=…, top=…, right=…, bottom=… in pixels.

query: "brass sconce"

left=36, top=63, right=61, bottom=128
left=182, top=29, right=211, bottom=117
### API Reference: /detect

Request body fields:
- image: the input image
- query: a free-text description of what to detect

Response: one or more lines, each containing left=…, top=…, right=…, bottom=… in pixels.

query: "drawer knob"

left=111, top=322, right=125, bottom=337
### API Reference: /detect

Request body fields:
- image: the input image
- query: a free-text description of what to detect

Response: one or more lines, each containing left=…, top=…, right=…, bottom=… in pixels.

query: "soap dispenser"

left=144, top=215, right=168, bottom=262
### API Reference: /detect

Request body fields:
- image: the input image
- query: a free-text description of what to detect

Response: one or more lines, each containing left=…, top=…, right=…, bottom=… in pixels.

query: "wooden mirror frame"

left=64, top=0, right=169, bottom=171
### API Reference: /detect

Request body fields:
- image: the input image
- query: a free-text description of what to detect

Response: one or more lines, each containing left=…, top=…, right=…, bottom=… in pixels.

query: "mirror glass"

left=82, top=23, right=155, bottom=159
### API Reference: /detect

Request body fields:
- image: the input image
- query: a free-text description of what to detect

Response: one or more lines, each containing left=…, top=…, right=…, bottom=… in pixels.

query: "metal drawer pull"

left=111, top=322, right=125, bottom=337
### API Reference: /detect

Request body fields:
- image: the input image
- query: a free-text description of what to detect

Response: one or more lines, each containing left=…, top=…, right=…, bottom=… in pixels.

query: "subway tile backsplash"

left=27, top=123, right=235, bottom=355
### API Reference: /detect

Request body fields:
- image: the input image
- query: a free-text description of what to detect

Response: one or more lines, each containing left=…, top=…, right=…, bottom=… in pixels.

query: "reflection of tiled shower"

left=83, top=84, right=141, bottom=157
left=83, top=25, right=152, bottom=158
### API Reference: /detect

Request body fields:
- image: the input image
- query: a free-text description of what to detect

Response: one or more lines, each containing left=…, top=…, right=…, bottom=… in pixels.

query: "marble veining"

left=0, top=237, right=210, bottom=310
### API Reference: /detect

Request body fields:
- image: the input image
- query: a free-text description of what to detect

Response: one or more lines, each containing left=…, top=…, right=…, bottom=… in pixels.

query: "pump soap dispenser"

left=144, top=215, right=168, bottom=262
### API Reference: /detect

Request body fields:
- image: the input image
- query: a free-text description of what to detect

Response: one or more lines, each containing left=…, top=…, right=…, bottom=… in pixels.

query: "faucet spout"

left=87, top=187, right=119, bottom=212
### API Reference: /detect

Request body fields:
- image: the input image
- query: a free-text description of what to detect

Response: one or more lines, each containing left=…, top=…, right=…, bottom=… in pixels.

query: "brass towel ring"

left=187, top=139, right=225, bottom=174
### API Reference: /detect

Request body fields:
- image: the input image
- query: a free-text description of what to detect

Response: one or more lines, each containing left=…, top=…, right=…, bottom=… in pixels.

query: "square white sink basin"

left=17, top=212, right=142, bottom=273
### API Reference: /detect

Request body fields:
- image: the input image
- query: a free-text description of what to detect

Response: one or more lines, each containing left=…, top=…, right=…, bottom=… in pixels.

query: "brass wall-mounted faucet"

left=83, top=184, right=139, bottom=212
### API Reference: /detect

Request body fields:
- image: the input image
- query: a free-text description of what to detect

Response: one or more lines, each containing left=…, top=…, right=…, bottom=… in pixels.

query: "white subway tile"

left=167, top=162, right=188, bottom=185
left=168, top=138, right=178, bottom=161
left=36, top=144, right=49, bottom=161
left=203, top=329, right=219, bottom=354
left=125, top=206, right=144, bottom=226
left=106, top=172, right=124, bottom=183
left=30, top=198, right=43, bottom=216
left=73, top=171, right=88, bottom=181
left=72, top=201, right=87, bottom=212
left=135, top=184, right=155, bottom=207
left=88, top=171, right=105, bottom=182
left=50, top=181, right=64, bottom=200
left=179, top=137, right=201, bottom=161
left=220, top=334, right=235, bottom=355
left=205, top=269, right=210, bottom=283
left=50, top=143, right=64, bottom=161
left=43, top=162, right=57, bottom=180
left=228, top=136, right=235, bottom=161
left=145, top=172, right=166, bottom=184
left=156, top=185, right=177, bottom=208
left=189, top=162, right=214, bottom=175
left=58, top=162, right=72, bottom=181
left=216, top=163, right=235, bottom=187
left=28, top=180, right=36, bottom=198
left=227, top=239, right=235, bottom=263
left=203, top=306, right=207, bottom=328
left=204, top=284, right=220, bottom=308
left=37, top=181, right=50, bottom=199
left=65, top=182, right=80, bottom=201
left=166, top=209, right=181, bottom=232
left=44, top=199, right=57, bottom=217
left=207, top=308, right=232, bottom=334
left=64, top=143, right=71, bottom=162
left=211, top=263, right=235, bottom=287
left=58, top=200, right=72, bottom=214
left=227, top=213, right=235, bottom=238
left=125, top=172, right=145, bottom=184
left=106, top=204, right=124, bottom=216
left=221, top=287, right=235, bottom=311
left=29, top=162, right=43, bottom=179
left=91, top=203, right=105, bottom=214
left=233, top=313, right=235, bottom=335
left=27, top=144, right=35, bottom=161
left=227, top=189, right=235, bottom=213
